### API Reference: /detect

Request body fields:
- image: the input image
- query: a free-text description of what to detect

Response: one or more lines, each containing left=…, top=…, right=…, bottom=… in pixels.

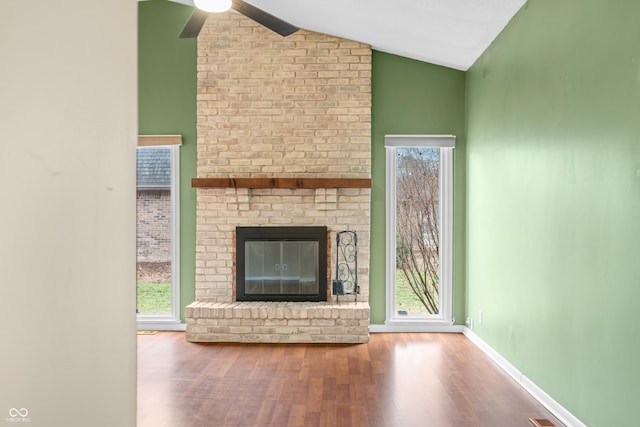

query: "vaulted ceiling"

left=169, top=0, right=526, bottom=71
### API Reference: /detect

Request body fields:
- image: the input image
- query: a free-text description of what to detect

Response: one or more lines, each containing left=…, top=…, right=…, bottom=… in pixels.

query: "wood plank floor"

left=137, top=332, right=561, bottom=427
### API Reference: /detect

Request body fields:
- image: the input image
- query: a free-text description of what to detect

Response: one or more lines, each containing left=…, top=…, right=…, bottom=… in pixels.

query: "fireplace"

left=236, top=226, right=328, bottom=302
left=187, top=15, right=372, bottom=342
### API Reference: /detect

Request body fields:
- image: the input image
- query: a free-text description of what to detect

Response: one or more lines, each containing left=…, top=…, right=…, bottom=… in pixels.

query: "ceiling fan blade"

left=231, top=0, right=299, bottom=36
left=179, top=8, right=209, bottom=38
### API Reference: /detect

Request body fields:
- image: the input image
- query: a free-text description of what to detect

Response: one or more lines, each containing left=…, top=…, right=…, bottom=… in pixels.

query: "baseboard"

left=369, top=323, right=464, bottom=333
left=462, top=328, right=586, bottom=427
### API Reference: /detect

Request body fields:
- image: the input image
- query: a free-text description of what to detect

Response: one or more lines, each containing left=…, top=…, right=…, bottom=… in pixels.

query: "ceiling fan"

left=179, top=0, right=299, bottom=38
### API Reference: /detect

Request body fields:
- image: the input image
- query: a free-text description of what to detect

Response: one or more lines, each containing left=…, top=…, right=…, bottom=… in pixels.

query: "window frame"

left=136, top=144, right=181, bottom=327
left=384, top=135, right=454, bottom=326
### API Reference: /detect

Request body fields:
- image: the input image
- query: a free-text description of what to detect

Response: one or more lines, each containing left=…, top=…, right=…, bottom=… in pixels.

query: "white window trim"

left=385, top=135, right=454, bottom=326
left=137, top=144, right=181, bottom=327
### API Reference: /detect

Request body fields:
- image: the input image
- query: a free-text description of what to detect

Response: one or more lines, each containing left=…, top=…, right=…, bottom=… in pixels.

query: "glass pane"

left=395, top=147, right=440, bottom=316
left=245, top=242, right=265, bottom=294
left=136, top=147, right=173, bottom=315
left=298, top=242, right=318, bottom=294
left=281, top=242, right=300, bottom=294
left=243, top=240, right=319, bottom=296
left=281, top=241, right=319, bottom=294
left=245, top=241, right=282, bottom=294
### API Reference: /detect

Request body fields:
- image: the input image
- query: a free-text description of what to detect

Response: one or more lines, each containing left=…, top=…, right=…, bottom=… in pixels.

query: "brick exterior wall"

left=136, top=190, right=172, bottom=262
left=188, top=12, right=371, bottom=343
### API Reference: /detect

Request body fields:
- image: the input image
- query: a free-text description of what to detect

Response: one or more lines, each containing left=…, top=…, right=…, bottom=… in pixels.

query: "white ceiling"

left=170, top=0, right=527, bottom=71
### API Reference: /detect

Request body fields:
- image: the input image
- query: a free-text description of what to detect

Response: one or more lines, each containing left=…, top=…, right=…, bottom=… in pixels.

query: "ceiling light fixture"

left=194, top=0, right=232, bottom=13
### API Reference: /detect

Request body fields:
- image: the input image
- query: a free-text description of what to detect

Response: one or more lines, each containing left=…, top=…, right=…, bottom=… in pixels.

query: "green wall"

left=466, top=1, right=640, bottom=425
left=139, top=0, right=197, bottom=322
left=371, top=51, right=466, bottom=324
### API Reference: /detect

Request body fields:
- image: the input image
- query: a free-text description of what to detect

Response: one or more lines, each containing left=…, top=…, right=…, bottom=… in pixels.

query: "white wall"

left=0, top=1, right=137, bottom=426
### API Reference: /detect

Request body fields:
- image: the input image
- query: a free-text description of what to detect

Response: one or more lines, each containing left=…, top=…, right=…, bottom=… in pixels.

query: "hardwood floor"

left=137, top=332, right=560, bottom=427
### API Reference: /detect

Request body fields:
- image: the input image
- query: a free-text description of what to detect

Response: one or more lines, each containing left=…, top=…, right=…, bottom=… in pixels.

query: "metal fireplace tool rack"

left=332, top=231, right=359, bottom=303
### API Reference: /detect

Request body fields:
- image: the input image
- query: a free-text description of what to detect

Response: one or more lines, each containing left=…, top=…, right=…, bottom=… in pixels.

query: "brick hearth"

left=186, top=301, right=370, bottom=343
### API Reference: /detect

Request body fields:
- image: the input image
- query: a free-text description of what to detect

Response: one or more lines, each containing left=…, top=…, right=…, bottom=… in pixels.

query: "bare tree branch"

left=396, top=148, right=440, bottom=314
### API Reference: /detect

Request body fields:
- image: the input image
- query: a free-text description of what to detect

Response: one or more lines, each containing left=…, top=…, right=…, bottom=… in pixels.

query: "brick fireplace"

left=185, top=11, right=371, bottom=343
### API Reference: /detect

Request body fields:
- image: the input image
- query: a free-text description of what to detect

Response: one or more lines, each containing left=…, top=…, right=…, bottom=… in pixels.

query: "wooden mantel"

left=191, top=177, right=372, bottom=189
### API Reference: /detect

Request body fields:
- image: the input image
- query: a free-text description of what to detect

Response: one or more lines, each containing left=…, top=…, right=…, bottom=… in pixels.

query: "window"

left=385, top=135, right=454, bottom=325
left=136, top=144, right=180, bottom=326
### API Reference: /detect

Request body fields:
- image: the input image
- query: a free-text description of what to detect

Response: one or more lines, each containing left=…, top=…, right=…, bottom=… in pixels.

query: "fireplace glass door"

left=245, top=241, right=319, bottom=296
left=236, top=226, right=327, bottom=302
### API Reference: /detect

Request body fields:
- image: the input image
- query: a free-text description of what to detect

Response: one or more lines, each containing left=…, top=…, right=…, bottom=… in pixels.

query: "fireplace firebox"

left=236, top=226, right=327, bottom=302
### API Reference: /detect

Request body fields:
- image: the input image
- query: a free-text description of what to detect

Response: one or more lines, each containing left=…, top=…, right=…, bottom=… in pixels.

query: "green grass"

left=395, top=270, right=437, bottom=315
left=137, top=282, right=171, bottom=314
